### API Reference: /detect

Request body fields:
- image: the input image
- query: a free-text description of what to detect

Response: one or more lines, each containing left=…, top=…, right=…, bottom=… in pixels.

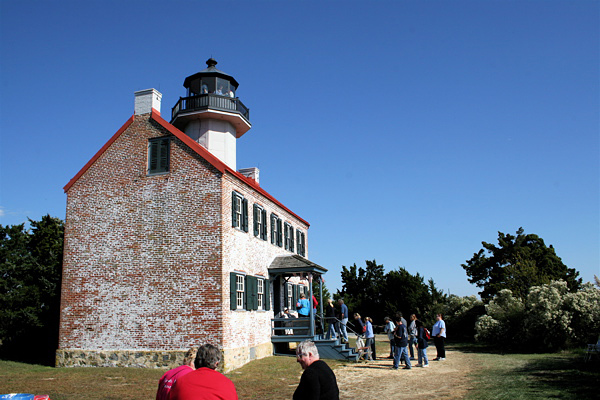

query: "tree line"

left=0, top=215, right=63, bottom=364
left=336, top=228, right=598, bottom=349
left=1, top=218, right=598, bottom=366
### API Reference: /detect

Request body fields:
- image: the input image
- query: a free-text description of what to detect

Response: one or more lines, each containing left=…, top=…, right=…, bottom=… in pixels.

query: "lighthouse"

left=170, top=58, right=251, bottom=171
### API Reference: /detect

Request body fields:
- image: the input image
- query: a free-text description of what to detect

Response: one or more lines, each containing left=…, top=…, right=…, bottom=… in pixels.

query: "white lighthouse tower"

left=170, top=58, right=251, bottom=171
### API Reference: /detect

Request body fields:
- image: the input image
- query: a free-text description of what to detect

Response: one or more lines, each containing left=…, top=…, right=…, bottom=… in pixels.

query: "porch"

left=268, top=255, right=360, bottom=361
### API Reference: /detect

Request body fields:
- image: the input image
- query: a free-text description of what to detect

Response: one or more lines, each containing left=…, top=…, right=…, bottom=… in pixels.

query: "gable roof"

left=64, top=111, right=309, bottom=227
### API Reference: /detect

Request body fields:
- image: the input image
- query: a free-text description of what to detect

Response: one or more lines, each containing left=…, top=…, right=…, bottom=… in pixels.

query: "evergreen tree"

left=462, top=228, right=581, bottom=300
left=0, top=215, right=64, bottom=364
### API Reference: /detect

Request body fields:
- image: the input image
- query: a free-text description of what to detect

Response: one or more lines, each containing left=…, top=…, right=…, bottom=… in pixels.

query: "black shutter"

left=261, top=209, right=267, bottom=240
left=242, top=198, right=249, bottom=232
left=264, top=279, right=270, bottom=311
left=246, top=275, right=257, bottom=310
left=293, top=284, right=299, bottom=308
left=270, top=214, right=276, bottom=244
left=284, top=224, right=289, bottom=250
left=231, top=192, right=238, bottom=228
left=230, top=273, right=238, bottom=310
left=290, top=226, right=294, bottom=252
left=158, top=138, right=169, bottom=172
left=149, top=140, right=158, bottom=172
left=277, top=219, right=283, bottom=247
left=253, top=205, right=259, bottom=236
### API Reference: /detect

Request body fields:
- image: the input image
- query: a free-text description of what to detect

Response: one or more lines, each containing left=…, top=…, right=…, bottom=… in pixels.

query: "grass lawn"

left=1, top=341, right=598, bottom=399
left=455, top=343, right=600, bottom=400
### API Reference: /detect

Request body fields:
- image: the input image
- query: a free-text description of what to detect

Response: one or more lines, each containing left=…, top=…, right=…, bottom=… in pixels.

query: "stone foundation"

left=56, top=342, right=273, bottom=371
left=55, top=349, right=188, bottom=368
left=222, top=342, right=272, bottom=372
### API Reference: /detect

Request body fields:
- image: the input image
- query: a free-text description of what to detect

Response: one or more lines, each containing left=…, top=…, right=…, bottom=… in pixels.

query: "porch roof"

left=268, top=255, right=327, bottom=276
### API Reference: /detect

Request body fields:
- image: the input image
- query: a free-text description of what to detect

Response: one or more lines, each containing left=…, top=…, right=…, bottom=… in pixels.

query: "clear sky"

left=1, top=0, right=598, bottom=297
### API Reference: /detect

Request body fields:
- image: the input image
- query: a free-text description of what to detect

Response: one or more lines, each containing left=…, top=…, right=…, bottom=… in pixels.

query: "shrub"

left=475, top=280, right=600, bottom=351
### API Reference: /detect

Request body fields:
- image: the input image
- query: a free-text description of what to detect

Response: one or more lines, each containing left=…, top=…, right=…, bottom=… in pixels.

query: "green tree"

left=0, top=215, right=64, bottom=364
left=337, top=260, right=445, bottom=327
left=337, top=260, right=386, bottom=325
left=462, top=228, right=581, bottom=300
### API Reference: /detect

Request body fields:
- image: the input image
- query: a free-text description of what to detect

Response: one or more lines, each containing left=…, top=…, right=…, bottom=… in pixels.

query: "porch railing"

left=171, top=94, right=250, bottom=122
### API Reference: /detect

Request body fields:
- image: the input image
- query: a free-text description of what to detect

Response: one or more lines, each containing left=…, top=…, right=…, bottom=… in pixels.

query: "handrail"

left=171, top=93, right=250, bottom=122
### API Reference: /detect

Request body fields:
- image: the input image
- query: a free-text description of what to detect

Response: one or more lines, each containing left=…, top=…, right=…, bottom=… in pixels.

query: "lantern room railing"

left=171, top=94, right=250, bottom=123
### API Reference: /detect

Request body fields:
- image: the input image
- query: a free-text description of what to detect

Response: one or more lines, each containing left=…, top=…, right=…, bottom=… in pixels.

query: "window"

left=232, top=191, right=248, bottom=232
left=270, top=213, right=282, bottom=247
left=236, top=274, right=245, bottom=310
left=257, top=279, right=264, bottom=310
left=253, top=204, right=267, bottom=240
left=296, top=230, right=306, bottom=257
left=284, top=223, right=294, bottom=252
left=230, top=273, right=269, bottom=311
left=286, top=283, right=294, bottom=309
left=148, top=137, right=170, bottom=174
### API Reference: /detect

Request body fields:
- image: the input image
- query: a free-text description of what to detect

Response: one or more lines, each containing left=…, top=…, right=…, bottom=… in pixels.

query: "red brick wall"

left=60, top=114, right=225, bottom=352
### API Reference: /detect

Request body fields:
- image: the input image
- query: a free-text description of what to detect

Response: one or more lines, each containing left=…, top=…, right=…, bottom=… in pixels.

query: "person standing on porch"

left=297, top=293, right=310, bottom=317
left=325, top=299, right=337, bottom=339
left=337, top=299, right=349, bottom=343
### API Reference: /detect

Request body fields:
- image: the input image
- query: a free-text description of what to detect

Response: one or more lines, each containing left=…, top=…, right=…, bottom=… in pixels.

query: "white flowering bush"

left=475, top=289, right=525, bottom=345
left=563, top=282, right=600, bottom=345
left=444, top=294, right=485, bottom=340
left=523, top=280, right=571, bottom=350
left=475, top=280, right=600, bottom=350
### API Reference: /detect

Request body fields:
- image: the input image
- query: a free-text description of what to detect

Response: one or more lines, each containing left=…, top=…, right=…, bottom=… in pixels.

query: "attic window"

left=148, top=137, right=170, bottom=174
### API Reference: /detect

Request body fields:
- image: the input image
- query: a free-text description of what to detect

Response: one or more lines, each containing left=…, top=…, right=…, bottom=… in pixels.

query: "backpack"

left=424, top=328, right=431, bottom=340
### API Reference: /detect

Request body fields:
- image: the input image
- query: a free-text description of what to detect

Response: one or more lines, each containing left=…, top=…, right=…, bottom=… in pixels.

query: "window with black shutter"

left=232, top=191, right=248, bottom=232
left=284, top=222, right=294, bottom=252
left=253, top=204, right=267, bottom=241
left=271, top=213, right=282, bottom=247
left=148, top=137, right=170, bottom=174
left=296, top=230, right=306, bottom=257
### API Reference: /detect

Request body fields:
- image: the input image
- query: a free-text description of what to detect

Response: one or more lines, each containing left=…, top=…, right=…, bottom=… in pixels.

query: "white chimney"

left=238, top=167, right=260, bottom=184
left=134, top=88, right=162, bottom=115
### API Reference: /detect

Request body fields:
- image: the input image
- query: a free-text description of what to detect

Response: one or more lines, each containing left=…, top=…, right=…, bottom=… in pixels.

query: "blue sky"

left=1, top=0, right=598, bottom=297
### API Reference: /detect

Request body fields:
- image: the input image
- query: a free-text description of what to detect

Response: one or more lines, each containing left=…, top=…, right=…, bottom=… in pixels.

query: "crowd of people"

left=155, top=300, right=446, bottom=399
left=318, top=298, right=448, bottom=370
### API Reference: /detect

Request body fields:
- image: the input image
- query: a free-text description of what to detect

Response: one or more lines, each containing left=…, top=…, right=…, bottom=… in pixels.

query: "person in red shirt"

left=156, top=347, right=197, bottom=400
left=170, top=343, right=238, bottom=400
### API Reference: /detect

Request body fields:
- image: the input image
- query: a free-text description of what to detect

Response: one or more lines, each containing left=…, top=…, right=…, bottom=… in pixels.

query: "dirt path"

left=335, top=345, right=477, bottom=399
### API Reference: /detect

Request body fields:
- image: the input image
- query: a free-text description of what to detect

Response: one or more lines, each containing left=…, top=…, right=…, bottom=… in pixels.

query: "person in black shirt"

left=294, top=340, right=339, bottom=400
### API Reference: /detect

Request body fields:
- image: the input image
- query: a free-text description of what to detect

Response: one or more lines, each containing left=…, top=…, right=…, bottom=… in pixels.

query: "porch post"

left=308, top=273, right=314, bottom=338
left=319, top=276, right=324, bottom=334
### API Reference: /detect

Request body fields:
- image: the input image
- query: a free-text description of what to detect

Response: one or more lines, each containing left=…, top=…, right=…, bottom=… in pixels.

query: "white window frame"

left=236, top=274, right=245, bottom=310
left=233, top=195, right=243, bottom=229
left=257, top=279, right=265, bottom=311
left=287, top=283, right=293, bottom=309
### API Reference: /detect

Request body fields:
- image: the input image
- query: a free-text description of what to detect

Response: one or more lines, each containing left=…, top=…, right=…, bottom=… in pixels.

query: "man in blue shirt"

left=432, top=313, right=447, bottom=361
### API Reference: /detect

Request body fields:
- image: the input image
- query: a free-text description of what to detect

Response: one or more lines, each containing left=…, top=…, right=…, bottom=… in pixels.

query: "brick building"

left=57, top=59, right=327, bottom=370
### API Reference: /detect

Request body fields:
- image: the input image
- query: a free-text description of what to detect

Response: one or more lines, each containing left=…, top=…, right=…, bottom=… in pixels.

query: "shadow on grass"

left=517, top=354, right=600, bottom=399
left=449, top=341, right=600, bottom=399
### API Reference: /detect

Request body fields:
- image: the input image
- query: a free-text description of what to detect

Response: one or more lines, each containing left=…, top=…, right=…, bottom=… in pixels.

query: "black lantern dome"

left=171, top=58, right=250, bottom=133
left=183, top=58, right=239, bottom=98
